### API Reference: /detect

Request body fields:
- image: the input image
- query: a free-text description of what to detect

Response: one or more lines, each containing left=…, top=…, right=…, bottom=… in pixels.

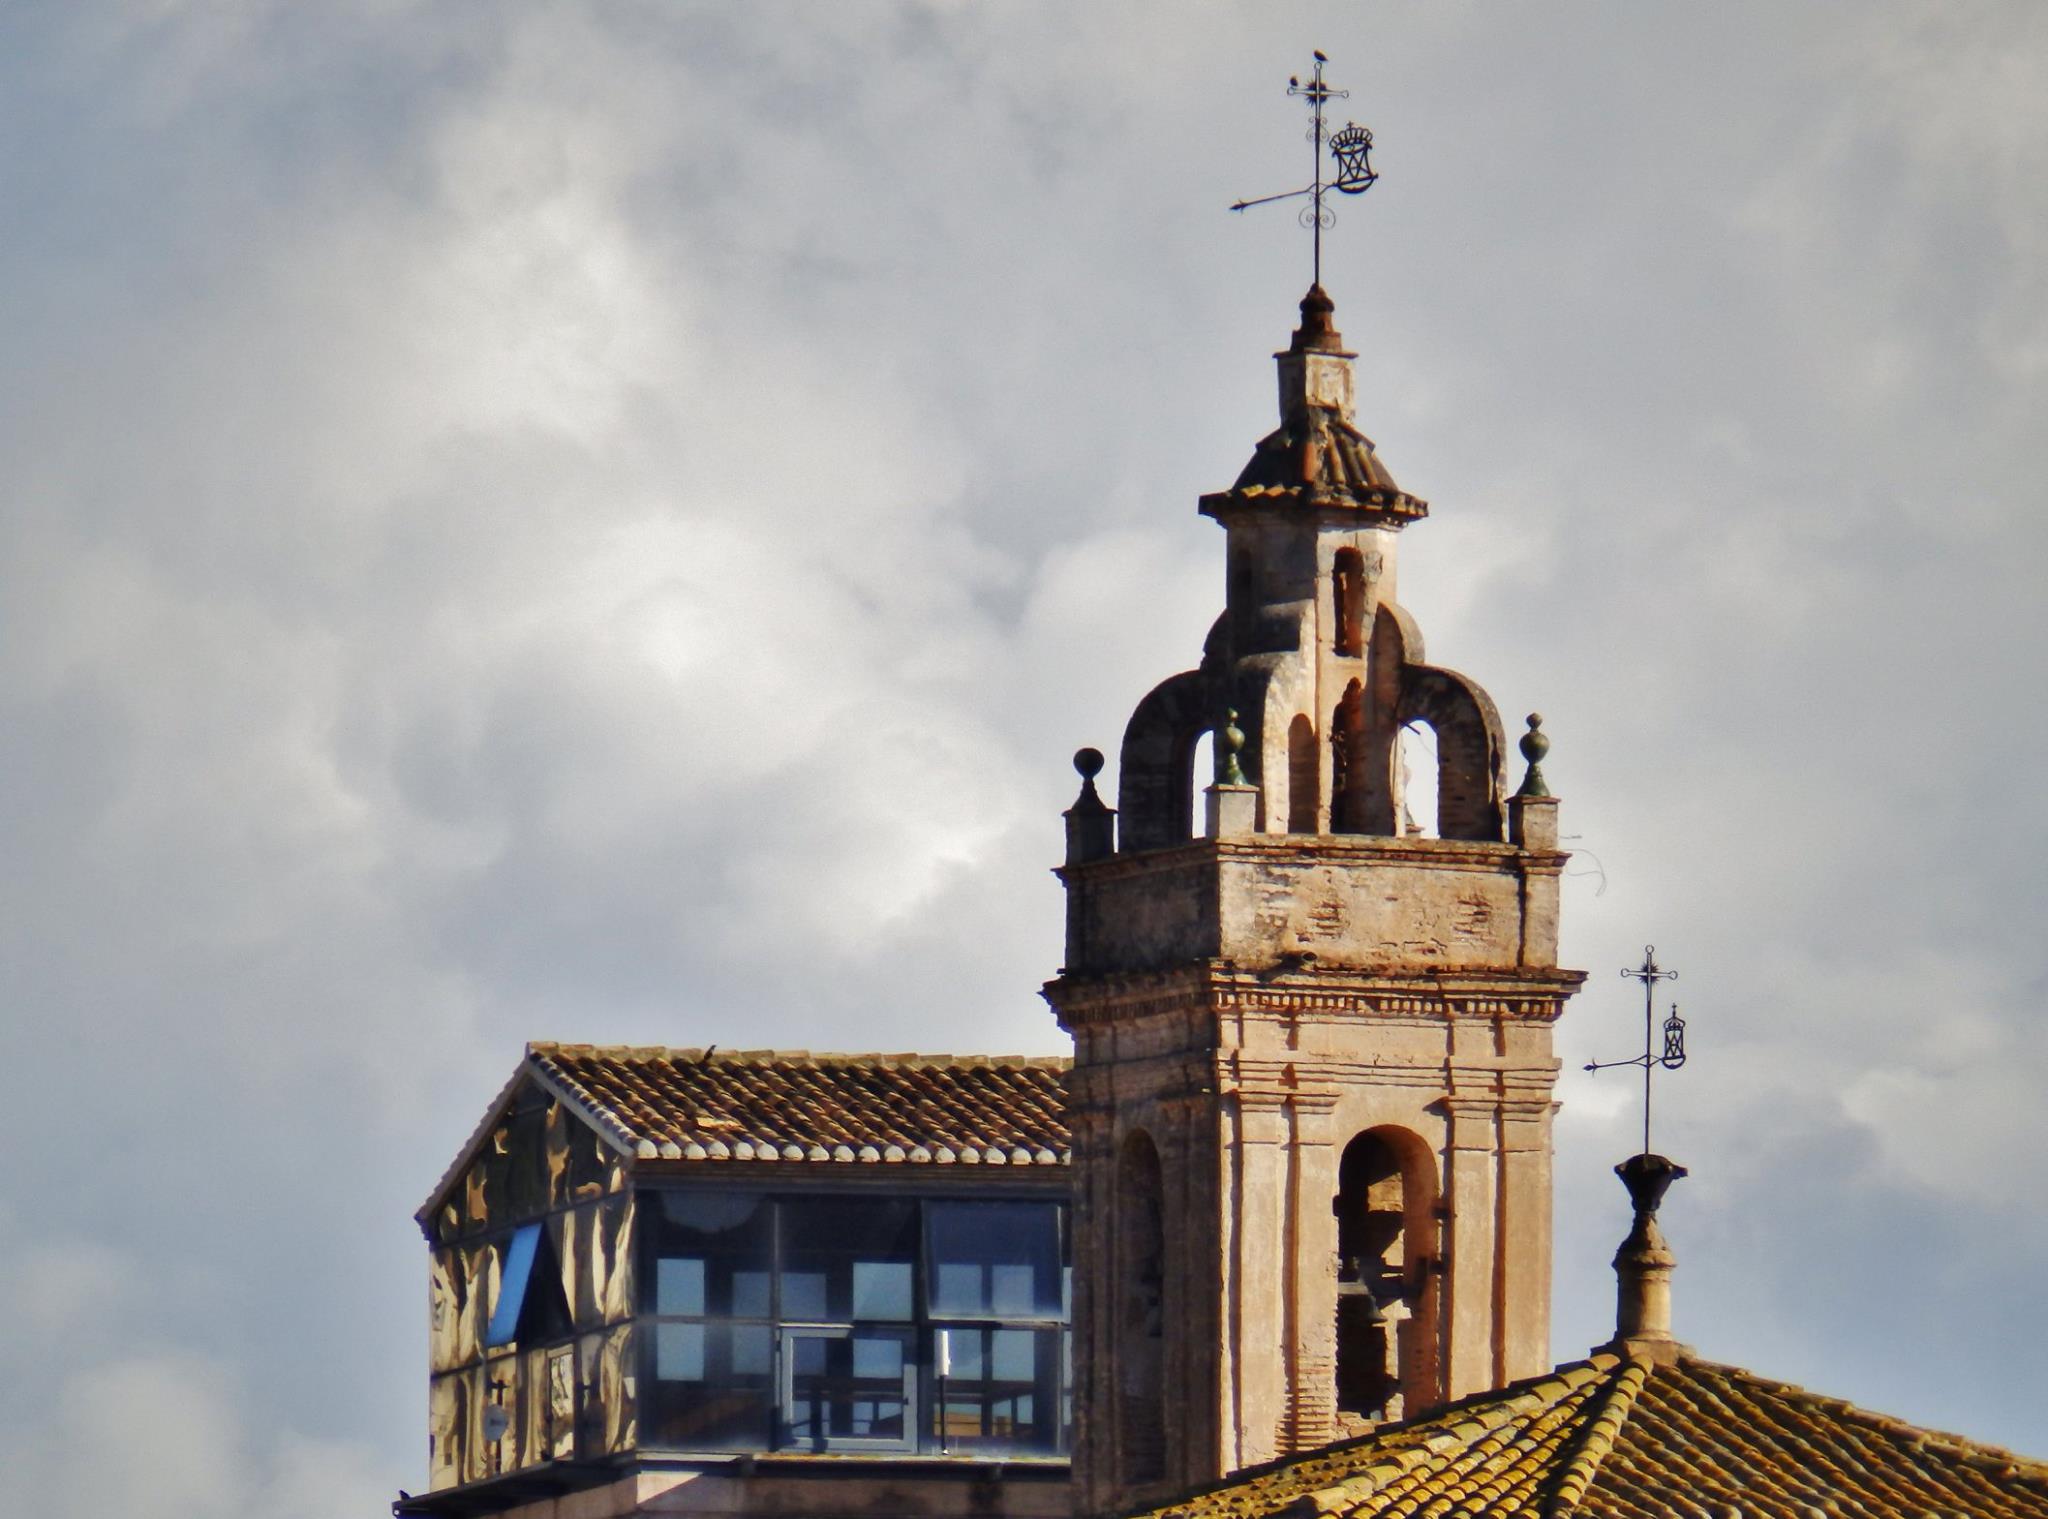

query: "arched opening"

left=1398, top=722, right=1438, bottom=839
left=1395, top=666, right=1507, bottom=843
left=1332, top=548, right=1366, bottom=656
left=1116, top=1131, right=1166, bottom=1483
left=1188, top=730, right=1213, bottom=838
left=1333, top=1129, right=1434, bottom=1423
left=1329, top=680, right=1364, bottom=833
left=1287, top=715, right=1318, bottom=833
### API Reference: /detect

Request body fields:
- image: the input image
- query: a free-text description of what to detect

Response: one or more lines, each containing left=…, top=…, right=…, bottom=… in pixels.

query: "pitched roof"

left=1132, top=1353, right=2048, bottom=1519
left=1200, top=412, right=1428, bottom=523
left=527, top=1043, right=1071, bottom=1166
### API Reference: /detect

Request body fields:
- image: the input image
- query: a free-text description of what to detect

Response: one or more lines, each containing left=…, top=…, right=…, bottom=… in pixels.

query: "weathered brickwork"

left=1047, top=287, right=1585, bottom=1516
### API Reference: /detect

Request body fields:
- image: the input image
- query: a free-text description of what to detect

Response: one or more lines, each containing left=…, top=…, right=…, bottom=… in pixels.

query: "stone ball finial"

left=1074, top=747, right=1104, bottom=780
left=1514, top=713, right=1552, bottom=799
left=1218, top=709, right=1247, bottom=786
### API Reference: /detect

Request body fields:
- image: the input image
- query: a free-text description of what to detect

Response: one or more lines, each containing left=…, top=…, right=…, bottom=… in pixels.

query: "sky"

left=2, top=3, right=2045, bottom=1513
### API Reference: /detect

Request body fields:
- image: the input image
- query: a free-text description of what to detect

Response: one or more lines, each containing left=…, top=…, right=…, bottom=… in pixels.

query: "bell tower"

left=1045, top=287, right=1586, bottom=1514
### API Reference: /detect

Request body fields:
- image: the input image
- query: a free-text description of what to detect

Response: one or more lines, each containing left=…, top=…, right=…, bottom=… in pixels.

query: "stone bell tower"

left=1045, top=287, right=1586, bottom=1515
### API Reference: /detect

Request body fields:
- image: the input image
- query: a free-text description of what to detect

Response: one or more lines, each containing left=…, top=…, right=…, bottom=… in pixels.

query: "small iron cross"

left=1231, top=51, right=1379, bottom=287
left=1587, top=946, right=1688, bottom=1155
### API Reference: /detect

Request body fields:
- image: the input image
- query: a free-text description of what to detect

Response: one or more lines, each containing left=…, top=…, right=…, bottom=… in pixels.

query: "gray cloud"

left=1, top=4, right=2043, bottom=1510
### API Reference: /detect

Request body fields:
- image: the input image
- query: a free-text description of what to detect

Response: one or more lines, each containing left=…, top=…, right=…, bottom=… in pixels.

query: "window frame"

left=636, top=1182, right=1071, bottom=1460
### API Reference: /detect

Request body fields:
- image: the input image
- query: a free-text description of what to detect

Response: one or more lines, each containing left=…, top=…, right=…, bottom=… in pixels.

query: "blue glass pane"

left=783, top=1271, right=828, bottom=1320
left=852, top=1335, right=903, bottom=1379
left=656, top=1322, right=706, bottom=1381
left=647, top=1191, right=771, bottom=1317
left=936, top=1263, right=981, bottom=1314
left=731, top=1271, right=771, bottom=1318
left=991, top=1264, right=1035, bottom=1315
left=781, top=1197, right=917, bottom=1322
left=851, top=1262, right=913, bottom=1320
left=731, top=1323, right=773, bottom=1376
left=484, top=1223, right=541, bottom=1347
left=926, top=1202, right=1062, bottom=1319
left=944, top=1328, right=984, bottom=1379
left=657, top=1258, right=706, bottom=1316
left=991, top=1328, right=1034, bottom=1381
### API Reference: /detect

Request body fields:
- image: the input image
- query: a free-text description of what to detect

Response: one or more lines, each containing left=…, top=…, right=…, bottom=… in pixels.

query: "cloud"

left=1, top=1, right=2044, bottom=1501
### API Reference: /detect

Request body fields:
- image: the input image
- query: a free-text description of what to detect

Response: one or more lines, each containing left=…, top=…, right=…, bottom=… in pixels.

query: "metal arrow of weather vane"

left=1587, top=947, right=1690, bottom=1156
left=1231, top=51, right=1380, bottom=286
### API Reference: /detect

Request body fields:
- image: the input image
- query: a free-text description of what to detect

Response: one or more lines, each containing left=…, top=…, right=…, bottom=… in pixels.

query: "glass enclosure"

left=640, top=1188, right=1070, bottom=1458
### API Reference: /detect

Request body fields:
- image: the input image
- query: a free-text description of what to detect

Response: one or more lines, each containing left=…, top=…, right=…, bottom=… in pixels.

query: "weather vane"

left=1230, top=51, right=1379, bottom=287
left=1586, top=946, right=1688, bottom=1155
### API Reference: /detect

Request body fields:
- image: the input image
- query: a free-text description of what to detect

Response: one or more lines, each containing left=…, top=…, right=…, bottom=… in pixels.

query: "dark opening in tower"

left=1116, top=1131, right=1166, bottom=1482
left=1334, top=1130, right=1427, bottom=1423
left=1332, top=548, right=1366, bottom=656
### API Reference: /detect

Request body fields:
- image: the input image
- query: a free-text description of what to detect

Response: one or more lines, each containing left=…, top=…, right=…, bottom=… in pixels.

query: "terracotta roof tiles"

left=1130, top=1354, right=2048, bottom=1519
left=1201, top=409, right=1428, bottom=522
left=526, top=1043, right=1071, bottom=1167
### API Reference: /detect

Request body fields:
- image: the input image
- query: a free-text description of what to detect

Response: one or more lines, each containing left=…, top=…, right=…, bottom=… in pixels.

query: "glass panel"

left=930, top=1326, right=1060, bottom=1455
left=990, top=1328, right=1034, bottom=1381
left=780, top=1197, right=918, bottom=1323
left=991, top=1264, right=1035, bottom=1315
left=642, top=1322, right=774, bottom=1451
left=851, top=1261, right=913, bottom=1321
left=731, top=1270, right=771, bottom=1318
left=657, top=1258, right=705, bottom=1317
left=484, top=1223, right=541, bottom=1347
left=656, top=1322, right=706, bottom=1381
left=649, top=1192, right=773, bottom=1318
left=784, top=1330, right=912, bottom=1450
left=852, top=1336, right=903, bottom=1379
left=936, top=1263, right=980, bottom=1312
left=782, top=1271, right=829, bottom=1321
left=730, top=1323, right=772, bottom=1376
left=926, top=1202, right=1063, bottom=1320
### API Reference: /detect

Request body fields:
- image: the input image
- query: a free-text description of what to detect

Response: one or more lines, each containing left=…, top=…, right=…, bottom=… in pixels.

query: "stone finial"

left=1064, top=747, right=1115, bottom=864
left=1277, top=285, right=1358, bottom=420
left=1218, top=709, right=1247, bottom=786
left=1514, top=713, right=1551, bottom=799
left=1290, top=284, right=1346, bottom=353
left=1607, top=1152, right=1688, bottom=1365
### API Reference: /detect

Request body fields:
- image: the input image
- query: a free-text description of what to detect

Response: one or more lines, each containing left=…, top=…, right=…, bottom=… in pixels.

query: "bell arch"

left=1286, top=714, right=1318, bottom=833
left=1396, top=665, right=1507, bottom=841
left=1117, top=671, right=1209, bottom=853
left=1116, top=1130, right=1168, bottom=1483
left=1333, top=1127, right=1439, bottom=1423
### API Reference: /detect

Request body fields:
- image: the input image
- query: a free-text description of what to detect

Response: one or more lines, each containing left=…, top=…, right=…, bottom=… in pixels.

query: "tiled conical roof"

left=1129, top=1353, right=2048, bottom=1519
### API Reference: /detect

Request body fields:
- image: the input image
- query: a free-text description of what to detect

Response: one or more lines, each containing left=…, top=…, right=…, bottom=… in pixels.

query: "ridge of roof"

left=1543, top=1356, right=1650, bottom=1517
left=1131, top=1354, right=1634, bottom=1519
left=526, top=1041, right=1071, bottom=1069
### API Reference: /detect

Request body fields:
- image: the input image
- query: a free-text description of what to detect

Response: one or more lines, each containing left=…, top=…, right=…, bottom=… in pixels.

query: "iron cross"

left=1587, top=946, right=1688, bottom=1155
left=1230, top=51, right=1380, bottom=287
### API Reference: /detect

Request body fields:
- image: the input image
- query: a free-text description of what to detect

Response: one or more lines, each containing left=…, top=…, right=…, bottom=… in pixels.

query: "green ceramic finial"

left=1219, top=708, right=1248, bottom=786
left=1515, top=712, right=1552, bottom=799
